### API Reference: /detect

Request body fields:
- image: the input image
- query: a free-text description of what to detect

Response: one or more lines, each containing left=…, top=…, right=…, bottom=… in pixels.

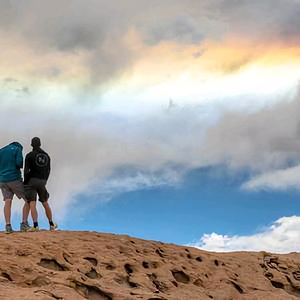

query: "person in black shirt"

left=24, top=137, right=57, bottom=231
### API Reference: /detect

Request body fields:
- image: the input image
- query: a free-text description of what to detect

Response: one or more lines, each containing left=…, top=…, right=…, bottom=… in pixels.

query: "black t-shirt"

left=24, top=147, right=51, bottom=184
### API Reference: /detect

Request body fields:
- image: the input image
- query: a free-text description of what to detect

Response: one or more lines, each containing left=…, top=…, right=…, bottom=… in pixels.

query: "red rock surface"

left=0, top=230, right=299, bottom=299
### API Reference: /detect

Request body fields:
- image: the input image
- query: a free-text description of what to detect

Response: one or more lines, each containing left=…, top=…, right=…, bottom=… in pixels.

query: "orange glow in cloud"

left=127, top=35, right=300, bottom=84
left=2, top=27, right=300, bottom=99
left=117, top=33, right=300, bottom=102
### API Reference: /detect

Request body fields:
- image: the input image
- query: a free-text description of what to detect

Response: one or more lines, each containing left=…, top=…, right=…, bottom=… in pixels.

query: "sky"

left=1, top=0, right=300, bottom=253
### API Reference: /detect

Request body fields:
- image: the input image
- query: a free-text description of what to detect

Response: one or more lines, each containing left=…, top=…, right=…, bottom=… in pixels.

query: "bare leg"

left=22, top=201, right=30, bottom=223
left=42, top=201, right=53, bottom=221
left=30, top=201, right=38, bottom=223
left=4, top=199, right=12, bottom=225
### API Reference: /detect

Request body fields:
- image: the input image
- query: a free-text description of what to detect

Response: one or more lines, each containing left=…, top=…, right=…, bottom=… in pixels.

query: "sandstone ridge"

left=0, top=230, right=299, bottom=299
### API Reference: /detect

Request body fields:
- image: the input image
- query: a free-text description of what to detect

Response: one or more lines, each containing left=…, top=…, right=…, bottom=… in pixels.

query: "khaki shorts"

left=0, top=180, right=26, bottom=200
left=24, top=178, right=49, bottom=203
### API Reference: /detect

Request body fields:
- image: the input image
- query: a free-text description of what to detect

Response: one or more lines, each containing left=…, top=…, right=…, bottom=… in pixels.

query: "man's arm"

left=23, top=154, right=31, bottom=184
left=46, top=156, right=51, bottom=181
left=15, top=148, right=23, bottom=169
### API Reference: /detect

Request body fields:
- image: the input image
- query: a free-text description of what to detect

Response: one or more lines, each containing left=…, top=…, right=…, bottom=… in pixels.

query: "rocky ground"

left=0, top=230, right=299, bottom=299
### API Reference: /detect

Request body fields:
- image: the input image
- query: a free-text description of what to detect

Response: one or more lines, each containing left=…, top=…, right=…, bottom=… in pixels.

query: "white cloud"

left=188, top=216, right=300, bottom=254
left=1, top=87, right=300, bottom=224
left=2, top=0, right=300, bottom=228
left=0, top=95, right=209, bottom=222
left=85, top=167, right=184, bottom=203
left=242, top=165, right=300, bottom=191
left=1, top=82, right=300, bottom=227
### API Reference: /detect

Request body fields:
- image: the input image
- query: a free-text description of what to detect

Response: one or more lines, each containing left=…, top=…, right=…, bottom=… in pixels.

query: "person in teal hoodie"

left=0, top=142, right=31, bottom=233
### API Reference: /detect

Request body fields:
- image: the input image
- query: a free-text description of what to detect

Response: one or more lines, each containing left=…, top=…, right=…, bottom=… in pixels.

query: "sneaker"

left=50, top=223, right=58, bottom=231
left=28, top=226, right=39, bottom=232
left=20, top=221, right=31, bottom=232
left=5, top=224, right=13, bottom=234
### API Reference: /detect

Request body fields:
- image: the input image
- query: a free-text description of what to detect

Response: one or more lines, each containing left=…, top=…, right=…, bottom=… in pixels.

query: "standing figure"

left=24, top=137, right=57, bottom=231
left=0, top=142, right=31, bottom=233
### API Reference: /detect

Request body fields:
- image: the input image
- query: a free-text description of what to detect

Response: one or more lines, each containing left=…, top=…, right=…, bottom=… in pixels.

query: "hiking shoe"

left=20, top=222, right=31, bottom=232
left=5, top=224, right=13, bottom=234
left=28, top=226, right=39, bottom=232
left=50, top=223, right=58, bottom=231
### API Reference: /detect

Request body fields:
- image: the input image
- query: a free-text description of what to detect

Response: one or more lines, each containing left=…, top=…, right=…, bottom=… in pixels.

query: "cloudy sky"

left=1, top=0, right=300, bottom=253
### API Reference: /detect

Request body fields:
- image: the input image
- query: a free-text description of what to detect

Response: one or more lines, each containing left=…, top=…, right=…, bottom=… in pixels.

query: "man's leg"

left=20, top=200, right=31, bottom=232
left=4, top=199, right=12, bottom=225
left=10, top=180, right=31, bottom=231
left=21, top=181, right=38, bottom=231
left=30, top=201, right=38, bottom=225
left=38, top=183, right=57, bottom=231
left=42, top=201, right=57, bottom=230
left=4, top=199, right=13, bottom=233
left=4, top=198, right=13, bottom=233
left=22, top=201, right=30, bottom=224
left=1, top=184, right=13, bottom=225
left=0, top=183, right=14, bottom=233
left=42, top=201, right=52, bottom=221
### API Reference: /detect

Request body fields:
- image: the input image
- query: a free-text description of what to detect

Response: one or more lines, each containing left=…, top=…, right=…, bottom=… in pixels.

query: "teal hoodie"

left=0, top=142, right=23, bottom=183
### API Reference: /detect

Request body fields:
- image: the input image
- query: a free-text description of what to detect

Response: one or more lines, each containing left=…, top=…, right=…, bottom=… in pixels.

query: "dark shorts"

left=0, top=180, right=26, bottom=200
left=24, top=178, right=49, bottom=203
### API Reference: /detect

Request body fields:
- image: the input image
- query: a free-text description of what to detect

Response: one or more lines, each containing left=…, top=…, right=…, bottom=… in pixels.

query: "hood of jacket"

left=9, top=142, right=23, bottom=151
